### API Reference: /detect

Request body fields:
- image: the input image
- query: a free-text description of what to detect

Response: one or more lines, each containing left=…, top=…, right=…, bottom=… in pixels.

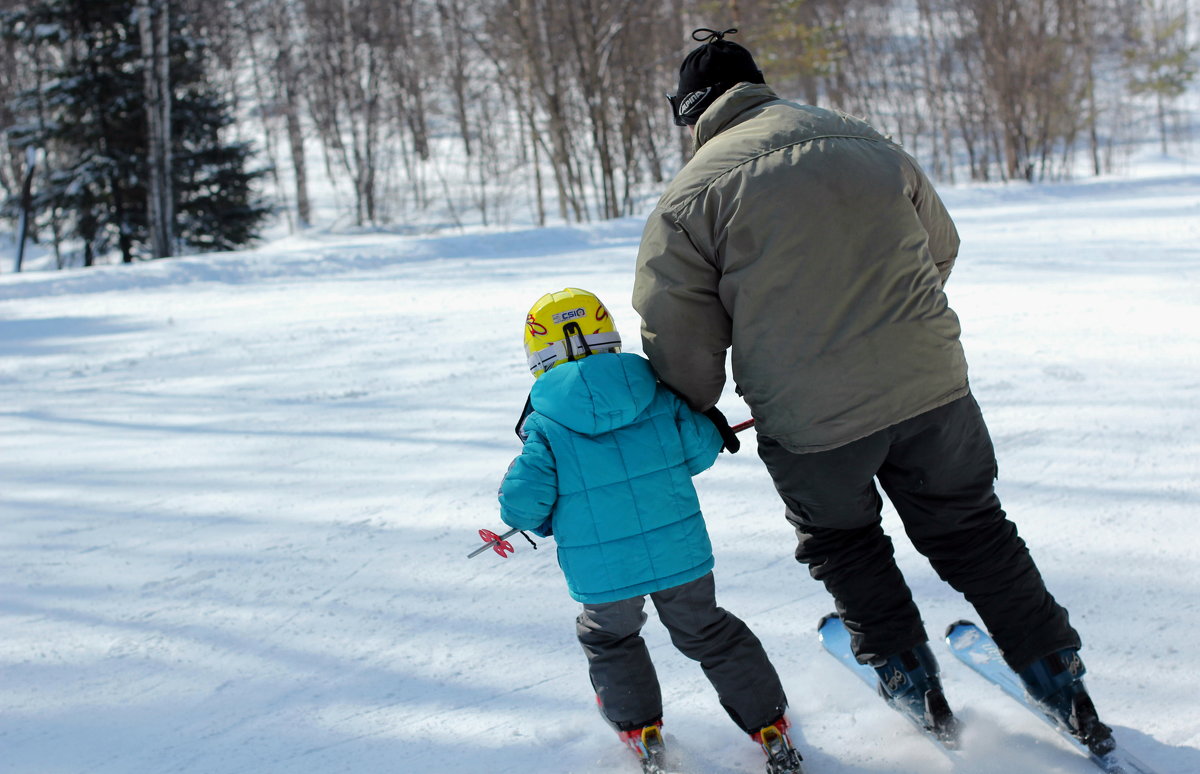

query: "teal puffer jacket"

left=499, top=352, right=722, bottom=604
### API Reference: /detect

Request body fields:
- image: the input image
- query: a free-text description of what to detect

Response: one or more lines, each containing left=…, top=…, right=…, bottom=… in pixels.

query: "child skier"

left=498, top=288, right=803, bottom=774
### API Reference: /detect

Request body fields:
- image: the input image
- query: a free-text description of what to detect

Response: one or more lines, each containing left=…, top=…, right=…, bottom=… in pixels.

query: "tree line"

left=1, top=0, right=1196, bottom=269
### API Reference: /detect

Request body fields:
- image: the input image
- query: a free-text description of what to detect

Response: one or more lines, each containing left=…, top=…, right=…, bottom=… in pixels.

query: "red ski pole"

left=731, top=418, right=755, bottom=434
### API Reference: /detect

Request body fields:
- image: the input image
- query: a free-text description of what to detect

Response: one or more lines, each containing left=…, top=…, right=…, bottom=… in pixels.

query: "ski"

left=639, top=756, right=669, bottom=774
left=944, top=620, right=1159, bottom=774
left=817, top=613, right=961, bottom=761
left=620, top=724, right=801, bottom=774
left=619, top=724, right=677, bottom=774
left=630, top=744, right=684, bottom=774
left=757, top=722, right=806, bottom=774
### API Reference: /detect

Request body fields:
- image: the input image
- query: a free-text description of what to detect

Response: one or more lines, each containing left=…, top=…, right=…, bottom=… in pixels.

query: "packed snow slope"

left=2, top=161, right=1198, bottom=774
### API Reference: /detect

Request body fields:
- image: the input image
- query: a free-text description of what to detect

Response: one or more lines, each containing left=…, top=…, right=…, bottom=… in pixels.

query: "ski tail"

left=818, top=612, right=961, bottom=754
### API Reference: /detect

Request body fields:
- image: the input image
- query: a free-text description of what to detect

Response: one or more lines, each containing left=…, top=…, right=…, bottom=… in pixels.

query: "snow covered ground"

left=2, top=158, right=1198, bottom=774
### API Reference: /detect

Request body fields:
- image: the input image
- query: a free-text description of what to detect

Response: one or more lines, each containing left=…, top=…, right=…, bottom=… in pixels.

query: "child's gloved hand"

left=703, top=407, right=741, bottom=454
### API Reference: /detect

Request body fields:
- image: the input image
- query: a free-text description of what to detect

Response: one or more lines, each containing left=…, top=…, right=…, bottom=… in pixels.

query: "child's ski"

left=618, top=724, right=677, bottom=774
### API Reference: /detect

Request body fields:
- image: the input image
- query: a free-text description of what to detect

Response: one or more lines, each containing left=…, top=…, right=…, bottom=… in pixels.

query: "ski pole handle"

left=468, top=527, right=520, bottom=559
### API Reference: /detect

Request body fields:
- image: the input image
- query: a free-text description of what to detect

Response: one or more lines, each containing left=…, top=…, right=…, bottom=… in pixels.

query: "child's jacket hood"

left=530, top=353, right=657, bottom=436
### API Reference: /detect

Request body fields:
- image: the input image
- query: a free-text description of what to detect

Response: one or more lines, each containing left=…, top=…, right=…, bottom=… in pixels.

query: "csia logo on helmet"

left=552, top=308, right=587, bottom=324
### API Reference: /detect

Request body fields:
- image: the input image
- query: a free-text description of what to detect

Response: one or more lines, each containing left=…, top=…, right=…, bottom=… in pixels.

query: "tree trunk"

left=139, top=0, right=173, bottom=258
left=283, top=93, right=311, bottom=228
left=14, top=146, right=37, bottom=273
left=268, top=1, right=311, bottom=228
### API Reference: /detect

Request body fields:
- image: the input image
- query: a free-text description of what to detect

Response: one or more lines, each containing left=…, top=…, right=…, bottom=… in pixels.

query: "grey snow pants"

left=758, top=392, right=1081, bottom=671
left=576, top=571, right=787, bottom=734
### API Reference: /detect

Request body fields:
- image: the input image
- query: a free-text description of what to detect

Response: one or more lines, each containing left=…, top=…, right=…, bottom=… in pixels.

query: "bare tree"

left=436, top=0, right=475, bottom=157
left=7, top=0, right=1192, bottom=245
left=138, top=0, right=173, bottom=258
left=258, top=0, right=313, bottom=228
left=302, top=0, right=389, bottom=225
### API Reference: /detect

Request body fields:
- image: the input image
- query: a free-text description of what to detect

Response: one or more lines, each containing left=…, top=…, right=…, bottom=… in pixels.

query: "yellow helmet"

left=524, top=288, right=621, bottom=378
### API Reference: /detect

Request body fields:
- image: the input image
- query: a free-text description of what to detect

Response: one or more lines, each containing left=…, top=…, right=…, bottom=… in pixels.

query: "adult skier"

left=632, top=27, right=1114, bottom=755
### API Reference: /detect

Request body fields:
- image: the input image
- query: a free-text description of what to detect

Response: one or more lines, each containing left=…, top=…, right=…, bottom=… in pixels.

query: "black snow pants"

left=576, top=571, right=787, bottom=734
left=758, top=392, right=1080, bottom=671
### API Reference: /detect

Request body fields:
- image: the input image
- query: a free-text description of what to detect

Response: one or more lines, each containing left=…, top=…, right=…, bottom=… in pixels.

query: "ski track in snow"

left=2, top=166, right=1199, bottom=773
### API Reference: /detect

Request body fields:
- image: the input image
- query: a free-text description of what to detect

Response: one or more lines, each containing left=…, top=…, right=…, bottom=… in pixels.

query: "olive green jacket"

left=632, top=83, right=968, bottom=453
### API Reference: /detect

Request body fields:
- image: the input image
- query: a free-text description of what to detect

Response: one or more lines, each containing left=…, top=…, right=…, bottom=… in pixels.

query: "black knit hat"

left=668, top=28, right=764, bottom=127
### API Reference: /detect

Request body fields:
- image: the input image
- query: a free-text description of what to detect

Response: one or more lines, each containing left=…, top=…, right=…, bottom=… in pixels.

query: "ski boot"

left=617, top=720, right=668, bottom=774
left=751, top=716, right=804, bottom=774
left=1018, top=648, right=1115, bottom=757
left=873, top=642, right=961, bottom=746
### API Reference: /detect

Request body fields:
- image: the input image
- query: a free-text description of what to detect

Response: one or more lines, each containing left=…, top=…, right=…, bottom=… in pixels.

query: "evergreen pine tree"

left=168, top=26, right=270, bottom=253
left=1, top=0, right=269, bottom=266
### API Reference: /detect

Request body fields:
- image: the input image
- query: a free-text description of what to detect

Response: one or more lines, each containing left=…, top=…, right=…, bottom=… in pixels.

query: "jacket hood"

left=694, top=81, right=782, bottom=148
left=530, top=352, right=658, bottom=436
